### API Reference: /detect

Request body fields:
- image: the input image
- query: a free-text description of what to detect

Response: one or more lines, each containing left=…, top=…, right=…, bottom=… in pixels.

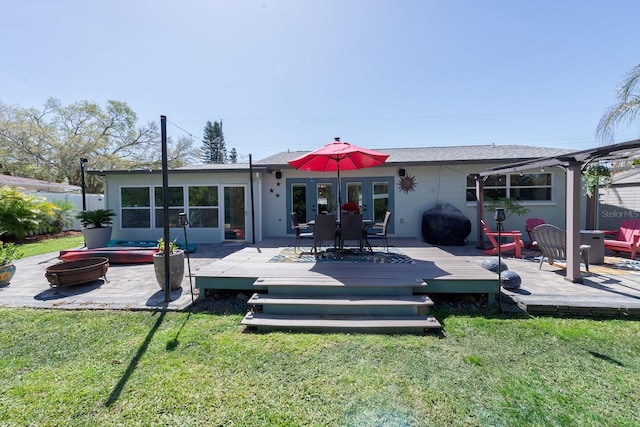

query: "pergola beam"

left=478, top=138, right=640, bottom=283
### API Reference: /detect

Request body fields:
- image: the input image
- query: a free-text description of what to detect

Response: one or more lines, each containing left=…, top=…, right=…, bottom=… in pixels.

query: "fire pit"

left=45, top=257, right=109, bottom=288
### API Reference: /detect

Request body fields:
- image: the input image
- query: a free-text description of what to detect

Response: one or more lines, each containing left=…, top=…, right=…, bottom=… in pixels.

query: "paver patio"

left=2, top=238, right=639, bottom=318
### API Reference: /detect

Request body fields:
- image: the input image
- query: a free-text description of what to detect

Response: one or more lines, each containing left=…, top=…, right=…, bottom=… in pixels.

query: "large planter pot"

left=153, top=250, right=185, bottom=290
left=0, top=264, right=17, bottom=285
left=82, top=226, right=113, bottom=249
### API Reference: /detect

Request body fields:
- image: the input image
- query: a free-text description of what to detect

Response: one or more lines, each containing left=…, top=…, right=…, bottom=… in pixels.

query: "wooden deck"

left=194, top=238, right=498, bottom=294
left=194, top=238, right=501, bottom=333
left=195, top=237, right=640, bottom=323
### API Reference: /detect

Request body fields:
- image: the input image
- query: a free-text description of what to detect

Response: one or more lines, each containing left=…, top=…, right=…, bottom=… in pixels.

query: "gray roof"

left=611, top=168, right=640, bottom=185
left=0, top=174, right=80, bottom=193
left=256, top=144, right=573, bottom=167
left=91, top=144, right=575, bottom=175
left=91, top=163, right=259, bottom=175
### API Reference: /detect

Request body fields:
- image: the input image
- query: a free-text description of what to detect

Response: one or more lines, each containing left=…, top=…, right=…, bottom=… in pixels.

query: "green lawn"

left=1, top=308, right=638, bottom=426
left=16, top=234, right=84, bottom=258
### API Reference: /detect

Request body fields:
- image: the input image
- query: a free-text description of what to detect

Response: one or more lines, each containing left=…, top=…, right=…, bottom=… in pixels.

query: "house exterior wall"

left=598, top=183, right=640, bottom=230
left=100, top=160, right=570, bottom=246
left=259, top=162, right=568, bottom=244
left=103, top=171, right=258, bottom=244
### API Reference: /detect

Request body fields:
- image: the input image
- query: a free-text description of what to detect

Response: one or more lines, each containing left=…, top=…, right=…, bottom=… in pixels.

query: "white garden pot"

left=82, top=226, right=113, bottom=249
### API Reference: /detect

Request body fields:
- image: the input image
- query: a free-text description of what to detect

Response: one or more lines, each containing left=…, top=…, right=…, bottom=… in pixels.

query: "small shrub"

left=0, top=241, right=23, bottom=266
left=157, top=237, right=180, bottom=254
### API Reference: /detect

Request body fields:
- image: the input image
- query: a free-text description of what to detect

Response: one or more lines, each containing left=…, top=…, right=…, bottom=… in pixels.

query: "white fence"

left=25, top=192, right=106, bottom=231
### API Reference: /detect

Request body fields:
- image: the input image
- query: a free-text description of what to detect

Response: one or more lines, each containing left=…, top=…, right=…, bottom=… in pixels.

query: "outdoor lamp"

left=177, top=212, right=189, bottom=227
left=494, top=207, right=506, bottom=223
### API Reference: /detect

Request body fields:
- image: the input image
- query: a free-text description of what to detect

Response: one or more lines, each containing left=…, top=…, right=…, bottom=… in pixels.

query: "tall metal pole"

left=249, top=154, right=256, bottom=244
left=474, top=174, right=485, bottom=249
left=495, top=207, right=505, bottom=313
left=161, top=115, right=171, bottom=303
left=80, top=158, right=88, bottom=211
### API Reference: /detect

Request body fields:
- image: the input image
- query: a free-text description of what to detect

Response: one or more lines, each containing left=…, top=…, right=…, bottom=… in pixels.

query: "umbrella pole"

left=337, top=164, right=341, bottom=222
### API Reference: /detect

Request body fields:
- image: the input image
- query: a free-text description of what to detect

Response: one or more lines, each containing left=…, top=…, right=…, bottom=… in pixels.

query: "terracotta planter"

left=153, top=250, right=185, bottom=290
left=0, top=264, right=16, bottom=285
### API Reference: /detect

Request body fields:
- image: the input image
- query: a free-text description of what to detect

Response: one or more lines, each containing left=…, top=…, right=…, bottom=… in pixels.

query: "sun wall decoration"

left=398, top=173, right=417, bottom=193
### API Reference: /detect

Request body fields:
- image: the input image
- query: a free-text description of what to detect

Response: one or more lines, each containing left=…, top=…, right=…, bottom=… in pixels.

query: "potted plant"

left=75, top=209, right=115, bottom=249
left=583, top=164, right=611, bottom=197
left=152, top=238, right=184, bottom=290
left=0, top=239, right=23, bottom=286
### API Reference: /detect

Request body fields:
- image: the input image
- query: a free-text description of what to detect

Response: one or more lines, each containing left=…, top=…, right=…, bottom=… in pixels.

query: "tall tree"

left=228, top=147, right=238, bottom=163
left=0, top=98, right=199, bottom=192
left=201, top=120, right=226, bottom=163
left=597, top=64, right=640, bottom=144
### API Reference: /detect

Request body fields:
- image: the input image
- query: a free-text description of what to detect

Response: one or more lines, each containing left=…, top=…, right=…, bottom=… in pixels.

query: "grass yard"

left=0, top=309, right=638, bottom=426
left=16, top=234, right=84, bottom=258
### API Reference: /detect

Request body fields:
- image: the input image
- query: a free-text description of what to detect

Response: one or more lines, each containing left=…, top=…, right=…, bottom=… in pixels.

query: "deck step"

left=253, top=277, right=425, bottom=287
left=241, top=313, right=441, bottom=333
left=248, top=293, right=433, bottom=316
left=253, top=277, right=425, bottom=296
left=248, top=293, right=433, bottom=306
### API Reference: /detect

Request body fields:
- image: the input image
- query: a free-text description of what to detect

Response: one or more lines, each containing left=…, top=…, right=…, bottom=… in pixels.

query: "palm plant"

left=75, top=209, right=115, bottom=228
left=597, top=64, right=640, bottom=143
left=0, top=186, right=56, bottom=239
left=51, top=200, right=77, bottom=233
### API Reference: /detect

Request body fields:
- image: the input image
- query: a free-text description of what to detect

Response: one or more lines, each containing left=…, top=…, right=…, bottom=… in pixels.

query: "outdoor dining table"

left=307, top=217, right=374, bottom=252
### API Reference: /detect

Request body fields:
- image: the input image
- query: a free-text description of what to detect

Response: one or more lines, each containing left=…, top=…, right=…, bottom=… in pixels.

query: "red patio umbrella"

left=288, top=137, right=389, bottom=216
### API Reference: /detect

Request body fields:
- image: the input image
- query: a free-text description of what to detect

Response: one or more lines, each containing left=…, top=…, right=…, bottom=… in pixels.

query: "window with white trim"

left=466, top=173, right=553, bottom=202
left=121, top=187, right=151, bottom=229
left=188, top=186, right=219, bottom=228
left=154, top=186, right=185, bottom=228
left=121, top=185, right=219, bottom=229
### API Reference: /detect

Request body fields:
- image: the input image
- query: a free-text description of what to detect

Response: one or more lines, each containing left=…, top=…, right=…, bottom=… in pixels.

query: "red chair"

left=480, top=219, right=524, bottom=258
left=525, top=218, right=546, bottom=248
left=602, top=218, right=640, bottom=260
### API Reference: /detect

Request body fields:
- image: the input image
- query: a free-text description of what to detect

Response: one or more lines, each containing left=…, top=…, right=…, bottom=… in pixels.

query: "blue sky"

left=1, top=0, right=639, bottom=162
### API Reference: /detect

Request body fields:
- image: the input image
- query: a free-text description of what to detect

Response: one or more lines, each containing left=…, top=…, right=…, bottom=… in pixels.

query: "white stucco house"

left=92, top=144, right=574, bottom=245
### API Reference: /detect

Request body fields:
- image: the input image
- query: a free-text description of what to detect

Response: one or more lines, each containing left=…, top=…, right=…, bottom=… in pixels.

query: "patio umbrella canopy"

left=288, top=137, right=390, bottom=213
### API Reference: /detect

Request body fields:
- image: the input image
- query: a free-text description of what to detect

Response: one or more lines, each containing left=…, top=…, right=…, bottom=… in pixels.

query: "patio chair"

left=367, top=211, right=391, bottom=252
left=339, top=213, right=364, bottom=252
left=312, top=214, right=338, bottom=256
left=480, top=219, right=524, bottom=258
left=525, top=218, right=545, bottom=249
left=290, top=212, right=313, bottom=252
left=602, top=218, right=640, bottom=260
left=531, top=223, right=590, bottom=271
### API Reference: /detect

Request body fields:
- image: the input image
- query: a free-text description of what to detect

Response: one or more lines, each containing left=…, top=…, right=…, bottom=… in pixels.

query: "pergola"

left=476, top=138, right=640, bottom=283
